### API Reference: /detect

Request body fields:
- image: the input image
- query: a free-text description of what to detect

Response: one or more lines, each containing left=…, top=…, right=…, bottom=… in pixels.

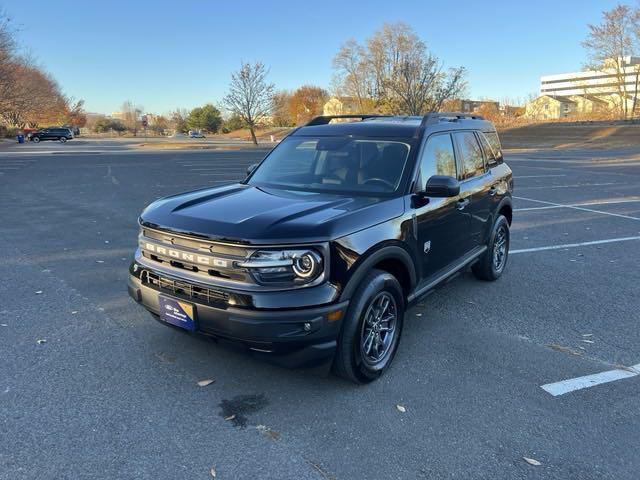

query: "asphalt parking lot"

left=1, top=140, right=639, bottom=479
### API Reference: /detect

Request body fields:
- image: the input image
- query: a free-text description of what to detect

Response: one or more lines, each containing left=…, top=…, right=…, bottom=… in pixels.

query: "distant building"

left=525, top=56, right=640, bottom=119
left=323, top=97, right=360, bottom=116
left=443, top=99, right=499, bottom=114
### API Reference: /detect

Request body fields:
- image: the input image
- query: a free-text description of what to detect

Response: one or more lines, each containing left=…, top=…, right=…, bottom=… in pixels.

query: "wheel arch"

left=498, top=196, right=513, bottom=225
left=339, top=244, right=416, bottom=303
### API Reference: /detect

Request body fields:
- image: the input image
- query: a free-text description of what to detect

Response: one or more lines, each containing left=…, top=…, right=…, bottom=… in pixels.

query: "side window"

left=454, top=131, right=484, bottom=179
left=419, top=134, right=457, bottom=187
left=477, top=132, right=497, bottom=167
left=483, top=131, right=503, bottom=164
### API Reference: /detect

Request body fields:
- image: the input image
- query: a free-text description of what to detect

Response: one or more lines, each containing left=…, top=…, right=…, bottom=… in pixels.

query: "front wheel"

left=333, top=269, right=405, bottom=383
left=472, top=214, right=510, bottom=281
left=33, top=136, right=40, bottom=143
left=59, top=137, right=67, bottom=143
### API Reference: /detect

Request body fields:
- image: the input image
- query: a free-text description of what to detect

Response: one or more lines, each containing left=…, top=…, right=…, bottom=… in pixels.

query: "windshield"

left=248, top=136, right=411, bottom=194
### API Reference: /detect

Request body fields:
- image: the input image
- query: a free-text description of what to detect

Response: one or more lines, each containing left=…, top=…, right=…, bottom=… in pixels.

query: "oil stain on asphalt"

left=219, top=394, right=268, bottom=428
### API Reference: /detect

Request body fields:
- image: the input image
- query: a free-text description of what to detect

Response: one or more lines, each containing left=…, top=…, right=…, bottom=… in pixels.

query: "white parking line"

left=198, top=173, right=243, bottom=176
left=541, top=363, right=640, bottom=396
left=515, top=174, right=567, bottom=179
left=514, top=196, right=640, bottom=221
left=510, top=236, right=640, bottom=254
left=517, top=182, right=619, bottom=190
left=516, top=197, right=640, bottom=212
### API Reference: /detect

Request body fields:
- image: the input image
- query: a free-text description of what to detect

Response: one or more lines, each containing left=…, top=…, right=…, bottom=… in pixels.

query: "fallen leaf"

left=256, top=424, right=281, bottom=440
left=523, top=457, right=541, bottom=466
left=96, top=260, right=104, bottom=264
left=71, top=311, right=78, bottom=315
left=396, top=404, right=406, bottom=413
left=415, top=313, right=422, bottom=317
left=224, top=414, right=236, bottom=421
left=104, top=240, right=110, bottom=244
left=197, top=379, right=215, bottom=387
left=0, top=323, right=7, bottom=327
left=210, top=466, right=216, bottom=478
left=36, top=339, right=46, bottom=344
left=549, top=344, right=582, bottom=356
left=582, top=333, right=593, bottom=337
left=35, top=291, right=43, bottom=295
left=581, top=339, right=594, bottom=344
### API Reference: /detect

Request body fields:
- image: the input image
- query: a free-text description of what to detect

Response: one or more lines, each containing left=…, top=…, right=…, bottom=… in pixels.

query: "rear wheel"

left=59, top=137, right=67, bottom=143
left=472, top=214, right=509, bottom=281
left=333, top=269, right=404, bottom=383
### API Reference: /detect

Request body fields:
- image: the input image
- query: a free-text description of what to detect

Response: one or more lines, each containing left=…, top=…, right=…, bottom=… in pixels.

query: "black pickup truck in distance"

left=128, top=113, right=513, bottom=383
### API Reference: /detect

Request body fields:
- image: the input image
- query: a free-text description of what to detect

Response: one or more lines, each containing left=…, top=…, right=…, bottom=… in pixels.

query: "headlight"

left=237, top=249, right=323, bottom=286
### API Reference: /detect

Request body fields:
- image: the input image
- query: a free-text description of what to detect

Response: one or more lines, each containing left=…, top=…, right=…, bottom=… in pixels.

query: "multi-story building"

left=526, top=56, right=640, bottom=119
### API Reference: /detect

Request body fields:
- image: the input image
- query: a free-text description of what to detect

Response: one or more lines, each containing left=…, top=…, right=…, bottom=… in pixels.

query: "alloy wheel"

left=359, top=291, right=398, bottom=367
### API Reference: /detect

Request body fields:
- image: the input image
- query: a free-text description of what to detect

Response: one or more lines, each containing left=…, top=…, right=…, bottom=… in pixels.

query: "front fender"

left=336, top=243, right=417, bottom=302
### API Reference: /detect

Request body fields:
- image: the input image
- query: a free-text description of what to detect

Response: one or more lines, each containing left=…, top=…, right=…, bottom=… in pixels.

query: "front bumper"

left=128, top=263, right=348, bottom=369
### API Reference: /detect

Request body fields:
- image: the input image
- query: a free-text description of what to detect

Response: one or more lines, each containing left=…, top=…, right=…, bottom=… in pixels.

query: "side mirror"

left=246, top=163, right=258, bottom=176
left=424, top=175, right=460, bottom=197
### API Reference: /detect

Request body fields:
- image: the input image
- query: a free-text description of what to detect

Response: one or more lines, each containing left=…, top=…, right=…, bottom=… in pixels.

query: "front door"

left=414, top=133, right=469, bottom=280
left=453, top=131, right=493, bottom=247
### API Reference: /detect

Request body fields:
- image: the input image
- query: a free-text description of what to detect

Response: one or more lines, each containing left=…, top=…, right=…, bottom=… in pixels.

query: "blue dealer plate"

left=159, top=296, right=196, bottom=331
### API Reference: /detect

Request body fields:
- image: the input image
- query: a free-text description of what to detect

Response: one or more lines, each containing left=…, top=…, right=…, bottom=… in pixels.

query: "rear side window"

left=483, top=131, right=503, bottom=164
left=454, top=131, right=484, bottom=179
left=419, top=134, right=457, bottom=186
left=477, top=132, right=497, bottom=167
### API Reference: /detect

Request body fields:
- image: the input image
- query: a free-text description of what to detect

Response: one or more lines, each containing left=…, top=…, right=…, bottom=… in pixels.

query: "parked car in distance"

left=128, top=113, right=513, bottom=383
left=188, top=131, right=205, bottom=138
left=30, top=127, right=74, bottom=143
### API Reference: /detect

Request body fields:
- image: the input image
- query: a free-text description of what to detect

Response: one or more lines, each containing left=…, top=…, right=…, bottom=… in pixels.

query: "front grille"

left=140, top=270, right=229, bottom=307
left=139, top=227, right=253, bottom=284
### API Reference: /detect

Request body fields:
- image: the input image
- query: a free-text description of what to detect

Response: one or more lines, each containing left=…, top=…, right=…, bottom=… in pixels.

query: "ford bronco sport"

left=128, top=113, right=513, bottom=383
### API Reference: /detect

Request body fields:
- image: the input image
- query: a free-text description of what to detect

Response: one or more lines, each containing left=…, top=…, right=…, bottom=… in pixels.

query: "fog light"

left=303, top=322, right=311, bottom=331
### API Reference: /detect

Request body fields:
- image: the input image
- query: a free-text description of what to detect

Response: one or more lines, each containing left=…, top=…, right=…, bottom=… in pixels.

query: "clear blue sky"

left=3, top=0, right=625, bottom=114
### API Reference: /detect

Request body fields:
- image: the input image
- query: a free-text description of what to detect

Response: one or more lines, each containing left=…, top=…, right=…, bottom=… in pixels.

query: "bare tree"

left=121, top=100, right=143, bottom=135
left=223, top=61, right=275, bottom=145
left=332, top=23, right=467, bottom=115
left=332, top=39, right=372, bottom=111
left=582, top=4, right=640, bottom=118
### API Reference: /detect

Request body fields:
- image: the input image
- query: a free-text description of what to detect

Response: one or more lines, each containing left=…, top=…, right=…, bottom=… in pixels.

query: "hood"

left=139, top=183, right=404, bottom=244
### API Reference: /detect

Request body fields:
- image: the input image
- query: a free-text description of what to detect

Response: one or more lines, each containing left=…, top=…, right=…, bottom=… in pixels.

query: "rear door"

left=414, top=132, right=469, bottom=280
left=452, top=131, right=493, bottom=247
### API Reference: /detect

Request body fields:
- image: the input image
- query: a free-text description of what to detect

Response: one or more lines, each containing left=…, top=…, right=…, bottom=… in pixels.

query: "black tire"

left=59, top=137, right=67, bottom=143
left=472, top=214, right=510, bottom=281
left=333, top=269, right=405, bottom=384
left=33, top=136, right=40, bottom=143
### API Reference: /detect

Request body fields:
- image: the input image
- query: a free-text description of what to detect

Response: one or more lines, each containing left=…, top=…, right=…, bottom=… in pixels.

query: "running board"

left=407, top=246, right=487, bottom=304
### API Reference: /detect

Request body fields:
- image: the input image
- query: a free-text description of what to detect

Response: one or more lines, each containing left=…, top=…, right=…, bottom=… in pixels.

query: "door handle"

left=457, top=198, right=470, bottom=210
left=489, top=185, right=498, bottom=196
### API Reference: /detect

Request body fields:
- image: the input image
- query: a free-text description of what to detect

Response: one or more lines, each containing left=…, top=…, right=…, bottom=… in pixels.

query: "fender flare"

left=496, top=195, right=513, bottom=224
left=339, top=245, right=417, bottom=302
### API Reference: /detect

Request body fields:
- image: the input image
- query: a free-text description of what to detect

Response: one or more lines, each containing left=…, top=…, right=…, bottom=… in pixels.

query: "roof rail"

left=305, top=114, right=392, bottom=126
left=415, top=112, right=486, bottom=137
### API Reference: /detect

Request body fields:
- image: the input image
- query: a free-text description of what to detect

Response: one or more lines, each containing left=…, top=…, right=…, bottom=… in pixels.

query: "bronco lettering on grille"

left=143, top=242, right=228, bottom=268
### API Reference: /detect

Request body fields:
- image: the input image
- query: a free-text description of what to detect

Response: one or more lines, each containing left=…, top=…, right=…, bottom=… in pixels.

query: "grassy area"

left=499, top=120, right=640, bottom=150
left=220, top=127, right=293, bottom=142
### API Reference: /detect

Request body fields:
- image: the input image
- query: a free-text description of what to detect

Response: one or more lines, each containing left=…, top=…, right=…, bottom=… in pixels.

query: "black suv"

left=128, top=114, right=513, bottom=383
left=30, top=127, right=73, bottom=143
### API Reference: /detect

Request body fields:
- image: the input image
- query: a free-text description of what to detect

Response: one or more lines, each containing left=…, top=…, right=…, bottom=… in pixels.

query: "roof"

left=292, top=114, right=495, bottom=138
